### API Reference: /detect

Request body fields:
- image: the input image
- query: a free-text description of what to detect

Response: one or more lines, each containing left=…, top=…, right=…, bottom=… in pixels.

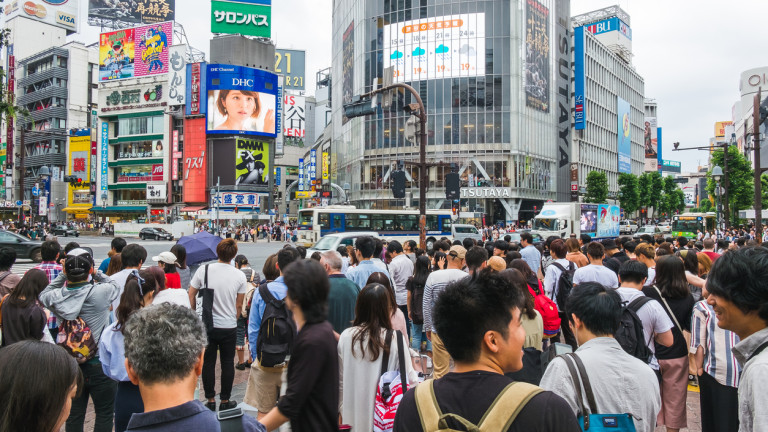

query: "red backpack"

left=528, top=280, right=561, bottom=338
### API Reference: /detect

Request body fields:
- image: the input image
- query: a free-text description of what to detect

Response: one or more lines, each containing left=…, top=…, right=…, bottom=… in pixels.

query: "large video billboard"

left=4, top=0, right=79, bottom=32
left=644, top=116, right=658, bottom=172
left=596, top=205, right=620, bottom=238
left=206, top=64, right=278, bottom=138
left=617, top=96, right=632, bottom=174
left=383, top=13, right=485, bottom=83
left=99, top=22, right=172, bottom=82
left=525, top=0, right=550, bottom=112
left=88, top=0, right=174, bottom=24
left=235, top=137, right=270, bottom=191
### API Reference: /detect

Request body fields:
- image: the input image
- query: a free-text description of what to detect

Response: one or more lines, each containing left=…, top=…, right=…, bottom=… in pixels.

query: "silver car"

left=451, top=224, right=483, bottom=243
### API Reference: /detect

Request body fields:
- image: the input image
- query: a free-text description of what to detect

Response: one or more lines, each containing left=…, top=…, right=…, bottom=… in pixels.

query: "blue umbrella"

left=176, top=231, right=222, bottom=266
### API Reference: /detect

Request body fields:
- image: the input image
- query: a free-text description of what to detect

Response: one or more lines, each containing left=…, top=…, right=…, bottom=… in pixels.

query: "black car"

left=53, top=225, right=80, bottom=237
left=0, top=230, right=42, bottom=262
left=139, top=227, right=173, bottom=241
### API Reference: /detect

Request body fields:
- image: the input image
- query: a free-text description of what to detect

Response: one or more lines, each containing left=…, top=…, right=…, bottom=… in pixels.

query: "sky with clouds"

left=68, top=0, right=768, bottom=173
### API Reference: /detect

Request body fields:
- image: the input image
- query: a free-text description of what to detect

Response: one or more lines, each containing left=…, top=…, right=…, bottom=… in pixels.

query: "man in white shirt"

left=388, top=240, right=414, bottom=338
left=615, top=260, right=675, bottom=373
left=540, top=282, right=661, bottom=432
left=572, top=242, right=619, bottom=289
left=109, top=243, right=146, bottom=313
left=543, top=239, right=577, bottom=350
left=423, top=245, right=469, bottom=378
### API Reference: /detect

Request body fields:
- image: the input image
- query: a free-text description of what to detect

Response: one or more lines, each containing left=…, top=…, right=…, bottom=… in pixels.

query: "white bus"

left=296, top=206, right=455, bottom=250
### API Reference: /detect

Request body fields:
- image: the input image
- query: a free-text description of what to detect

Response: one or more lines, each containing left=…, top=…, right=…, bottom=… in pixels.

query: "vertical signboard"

left=525, top=0, right=550, bottom=113
left=617, top=97, right=631, bottom=174
left=182, top=118, right=207, bottom=203
left=555, top=0, right=571, bottom=202
left=186, top=62, right=205, bottom=116
left=275, top=75, right=284, bottom=155
left=171, top=130, right=179, bottom=180
left=283, top=95, right=306, bottom=141
left=322, top=152, right=329, bottom=180
left=643, top=117, right=658, bottom=172
left=342, top=22, right=354, bottom=125
left=100, top=122, right=109, bottom=194
left=310, top=149, right=317, bottom=181
left=574, top=26, right=586, bottom=130
left=657, top=127, right=663, bottom=174
left=167, top=45, right=187, bottom=105
left=298, top=158, right=305, bottom=191
left=275, top=167, right=281, bottom=186
left=5, top=53, right=13, bottom=170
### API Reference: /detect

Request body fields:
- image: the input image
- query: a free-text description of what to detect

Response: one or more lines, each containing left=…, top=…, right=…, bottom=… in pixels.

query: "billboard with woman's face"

left=206, top=64, right=279, bottom=138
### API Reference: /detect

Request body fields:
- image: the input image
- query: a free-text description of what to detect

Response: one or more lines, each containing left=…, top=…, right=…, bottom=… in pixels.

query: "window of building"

left=117, top=116, right=164, bottom=136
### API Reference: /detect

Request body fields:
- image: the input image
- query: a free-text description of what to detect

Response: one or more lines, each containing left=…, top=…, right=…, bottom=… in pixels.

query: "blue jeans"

left=411, top=323, right=432, bottom=352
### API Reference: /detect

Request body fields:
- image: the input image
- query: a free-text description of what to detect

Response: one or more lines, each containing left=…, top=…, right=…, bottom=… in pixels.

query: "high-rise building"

left=572, top=6, right=645, bottom=196
left=330, top=0, right=573, bottom=224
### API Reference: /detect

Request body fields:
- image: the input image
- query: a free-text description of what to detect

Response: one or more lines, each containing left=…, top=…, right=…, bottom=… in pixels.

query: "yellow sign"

left=714, top=121, right=733, bottom=138
left=68, top=136, right=92, bottom=209
left=322, top=152, right=329, bottom=180
left=295, top=191, right=314, bottom=199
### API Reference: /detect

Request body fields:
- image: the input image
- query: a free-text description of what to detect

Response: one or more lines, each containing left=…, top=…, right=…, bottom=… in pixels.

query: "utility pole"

left=723, top=138, right=730, bottom=229
left=753, top=88, right=763, bottom=243
left=17, top=128, right=25, bottom=224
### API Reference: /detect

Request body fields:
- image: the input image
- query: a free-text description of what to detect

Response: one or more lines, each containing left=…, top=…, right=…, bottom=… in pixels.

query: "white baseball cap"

left=152, top=251, right=177, bottom=265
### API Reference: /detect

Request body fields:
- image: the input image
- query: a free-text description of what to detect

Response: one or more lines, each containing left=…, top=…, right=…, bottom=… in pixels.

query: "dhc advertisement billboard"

left=206, top=64, right=279, bottom=138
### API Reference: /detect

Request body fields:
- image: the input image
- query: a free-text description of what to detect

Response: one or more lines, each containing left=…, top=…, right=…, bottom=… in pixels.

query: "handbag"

left=197, top=265, right=215, bottom=332
left=373, top=330, right=409, bottom=432
left=563, top=353, right=637, bottom=431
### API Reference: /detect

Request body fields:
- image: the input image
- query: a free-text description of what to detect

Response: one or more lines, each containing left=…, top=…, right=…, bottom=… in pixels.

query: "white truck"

left=531, top=202, right=621, bottom=240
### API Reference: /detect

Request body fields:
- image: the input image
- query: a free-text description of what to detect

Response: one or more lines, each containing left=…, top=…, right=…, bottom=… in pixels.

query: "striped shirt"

left=422, top=269, right=469, bottom=333
left=690, top=300, right=741, bottom=387
left=34, top=261, right=63, bottom=330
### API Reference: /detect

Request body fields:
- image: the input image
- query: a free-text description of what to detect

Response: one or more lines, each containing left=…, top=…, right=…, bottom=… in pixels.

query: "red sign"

left=91, top=140, right=97, bottom=156
left=182, top=118, right=207, bottom=203
left=152, top=164, right=164, bottom=176
left=190, top=63, right=201, bottom=115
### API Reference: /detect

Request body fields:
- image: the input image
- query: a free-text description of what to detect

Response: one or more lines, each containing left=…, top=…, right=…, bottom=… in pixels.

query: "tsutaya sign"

left=460, top=187, right=512, bottom=198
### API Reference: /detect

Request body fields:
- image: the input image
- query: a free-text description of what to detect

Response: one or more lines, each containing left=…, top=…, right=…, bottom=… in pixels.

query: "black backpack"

left=255, top=283, right=297, bottom=367
left=615, top=297, right=653, bottom=363
left=551, top=261, right=576, bottom=308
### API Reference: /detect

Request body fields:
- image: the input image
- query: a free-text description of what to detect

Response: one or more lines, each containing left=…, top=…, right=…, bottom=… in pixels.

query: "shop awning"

left=90, top=206, right=147, bottom=213
left=181, top=205, right=207, bottom=212
left=62, top=207, right=92, bottom=213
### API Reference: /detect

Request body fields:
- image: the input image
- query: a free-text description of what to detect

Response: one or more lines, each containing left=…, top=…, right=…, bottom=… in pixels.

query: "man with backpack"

left=572, top=242, right=619, bottom=288
left=615, top=260, right=674, bottom=376
left=188, top=238, right=249, bottom=412
left=543, top=239, right=577, bottom=350
left=394, top=271, right=580, bottom=432
left=540, top=282, right=661, bottom=432
left=245, top=247, right=300, bottom=418
left=39, top=248, right=120, bottom=432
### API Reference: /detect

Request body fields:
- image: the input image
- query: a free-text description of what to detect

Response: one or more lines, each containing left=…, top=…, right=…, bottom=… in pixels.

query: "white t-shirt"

left=153, top=288, right=191, bottom=308
left=573, top=264, right=619, bottom=289
left=190, top=263, right=248, bottom=329
left=615, top=287, right=674, bottom=370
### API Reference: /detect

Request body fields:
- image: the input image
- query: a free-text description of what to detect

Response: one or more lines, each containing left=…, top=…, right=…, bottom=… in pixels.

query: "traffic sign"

left=15, top=200, right=21, bottom=206
left=32, top=187, right=39, bottom=197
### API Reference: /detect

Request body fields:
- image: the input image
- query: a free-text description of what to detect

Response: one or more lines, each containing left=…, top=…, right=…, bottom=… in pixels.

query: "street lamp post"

left=712, top=165, right=723, bottom=236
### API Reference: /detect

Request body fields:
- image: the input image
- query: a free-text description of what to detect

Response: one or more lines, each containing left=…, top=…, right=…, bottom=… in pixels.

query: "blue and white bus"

left=297, top=206, right=454, bottom=249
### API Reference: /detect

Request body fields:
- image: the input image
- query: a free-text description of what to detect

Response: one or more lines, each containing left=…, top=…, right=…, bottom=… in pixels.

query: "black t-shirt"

left=642, top=286, right=695, bottom=359
left=393, top=371, right=580, bottom=432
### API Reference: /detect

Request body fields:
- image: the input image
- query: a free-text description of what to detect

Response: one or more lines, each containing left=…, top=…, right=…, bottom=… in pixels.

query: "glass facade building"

left=331, top=0, right=569, bottom=224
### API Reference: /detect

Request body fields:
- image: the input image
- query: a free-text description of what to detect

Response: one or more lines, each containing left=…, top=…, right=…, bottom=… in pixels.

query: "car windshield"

left=156, top=228, right=168, bottom=233
left=454, top=226, right=477, bottom=234
left=313, top=236, right=338, bottom=251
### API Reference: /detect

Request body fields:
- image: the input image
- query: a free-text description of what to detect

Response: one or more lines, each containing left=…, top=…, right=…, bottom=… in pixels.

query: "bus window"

left=319, top=213, right=330, bottom=229
left=426, top=215, right=438, bottom=231
left=332, top=214, right=343, bottom=230
left=440, top=216, right=452, bottom=231
left=298, top=211, right=313, bottom=226
left=397, top=214, right=418, bottom=231
left=372, top=216, right=384, bottom=231
left=345, top=214, right=358, bottom=230
left=358, top=214, right=371, bottom=229
left=382, top=217, right=395, bottom=231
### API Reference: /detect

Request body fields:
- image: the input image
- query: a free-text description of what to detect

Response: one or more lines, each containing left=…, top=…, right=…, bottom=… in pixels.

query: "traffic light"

left=392, top=170, right=406, bottom=199
left=343, top=95, right=376, bottom=119
left=452, top=199, right=459, bottom=215
left=445, top=173, right=460, bottom=200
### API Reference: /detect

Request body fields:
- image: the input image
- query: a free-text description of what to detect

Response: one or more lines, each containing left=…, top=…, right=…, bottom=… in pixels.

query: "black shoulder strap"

left=563, top=355, right=589, bottom=427
left=551, top=261, right=567, bottom=272
left=258, top=282, right=276, bottom=304
left=749, top=342, right=768, bottom=363
left=379, top=330, right=393, bottom=376
left=204, top=264, right=209, bottom=288
left=396, top=330, right=408, bottom=392
left=570, top=353, right=598, bottom=415
left=627, top=296, right=652, bottom=313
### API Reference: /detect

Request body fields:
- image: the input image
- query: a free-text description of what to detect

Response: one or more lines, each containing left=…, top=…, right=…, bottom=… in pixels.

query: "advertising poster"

left=574, top=26, right=586, bottom=130
left=283, top=94, right=306, bottom=140
left=580, top=204, right=597, bottom=237
left=617, top=97, right=632, bottom=174
left=383, top=13, right=485, bottom=83
left=525, top=0, right=550, bottom=113
left=4, top=0, right=79, bottom=32
left=211, top=0, right=271, bottom=38
left=206, top=64, right=278, bottom=137
left=644, top=116, right=658, bottom=171
left=135, top=22, right=172, bottom=77
left=88, top=0, right=175, bottom=24
left=99, top=28, right=135, bottom=81
left=68, top=136, right=91, bottom=182
left=275, top=49, right=306, bottom=90
left=342, top=22, right=354, bottom=125
left=235, top=138, right=270, bottom=189
left=596, top=204, right=620, bottom=238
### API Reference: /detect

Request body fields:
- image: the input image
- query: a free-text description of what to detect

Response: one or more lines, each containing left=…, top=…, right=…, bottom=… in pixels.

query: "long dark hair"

left=0, top=340, right=83, bottom=432
left=677, top=249, right=699, bottom=275
left=499, top=268, right=537, bottom=320
left=352, top=283, right=394, bottom=361
left=509, top=259, right=539, bottom=293
left=412, top=255, right=431, bottom=290
left=146, top=266, right=166, bottom=292
left=170, top=244, right=187, bottom=269
left=655, top=255, right=690, bottom=299
left=115, top=270, right=157, bottom=332
left=7, top=269, right=48, bottom=309
left=366, top=272, right=397, bottom=313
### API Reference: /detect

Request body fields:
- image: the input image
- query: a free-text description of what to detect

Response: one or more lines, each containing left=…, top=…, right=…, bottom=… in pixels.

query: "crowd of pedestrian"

left=0, top=227, right=766, bottom=432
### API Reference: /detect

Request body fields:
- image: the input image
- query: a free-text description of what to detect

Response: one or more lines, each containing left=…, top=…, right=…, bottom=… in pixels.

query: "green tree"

left=585, top=171, right=608, bottom=204
left=649, top=172, right=664, bottom=213
left=658, top=176, right=678, bottom=216
left=638, top=172, right=651, bottom=208
left=618, top=173, right=640, bottom=215
left=762, top=173, right=768, bottom=209
left=707, top=146, right=754, bottom=223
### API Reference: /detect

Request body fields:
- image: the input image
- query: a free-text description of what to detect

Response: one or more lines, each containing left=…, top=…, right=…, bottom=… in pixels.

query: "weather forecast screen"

left=383, top=13, right=486, bottom=83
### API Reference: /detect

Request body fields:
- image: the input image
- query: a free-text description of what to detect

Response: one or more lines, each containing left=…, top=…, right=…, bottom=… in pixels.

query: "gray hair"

left=320, top=250, right=342, bottom=271
left=124, top=303, right=207, bottom=385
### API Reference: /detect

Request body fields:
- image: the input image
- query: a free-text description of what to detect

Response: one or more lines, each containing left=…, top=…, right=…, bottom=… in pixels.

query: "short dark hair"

left=355, top=236, right=376, bottom=259
left=519, top=232, right=533, bottom=244
left=462, top=237, right=476, bottom=250
left=40, top=240, right=61, bottom=262
left=295, top=246, right=307, bottom=259
left=405, top=240, right=417, bottom=251
left=64, top=242, right=80, bottom=254
left=503, top=235, right=511, bottom=242
left=549, top=239, right=567, bottom=259
left=623, top=241, right=637, bottom=254
left=283, top=260, right=329, bottom=324
left=216, top=238, right=238, bottom=262
left=465, top=246, right=489, bottom=271
left=707, top=247, right=768, bottom=324
left=618, top=260, right=648, bottom=284
left=494, top=240, right=508, bottom=252
left=433, top=271, right=526, bottom=363
left=0, top=247, right=17, bottom=272
left=566, top=282, right=622, bottom=337
left=586, top=242, right=605, bottom=260
left=277, top=248, right=300, bottom=273
left=111, top=237, right=127, bottom=253
left=262, top=254, right=279, bottom=281
left=677, top=236, right=688, bottom=246
left=336, top=245, right=348, bottom=257
left=120, top=244, right=147, bottom=269
left=580, top=234, right=592, bottom=245
left=374, top=239, right=385, bottom=257
left=640, top=234, right=654, bottom=244
left=387, top=240, right=403, bottom=254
